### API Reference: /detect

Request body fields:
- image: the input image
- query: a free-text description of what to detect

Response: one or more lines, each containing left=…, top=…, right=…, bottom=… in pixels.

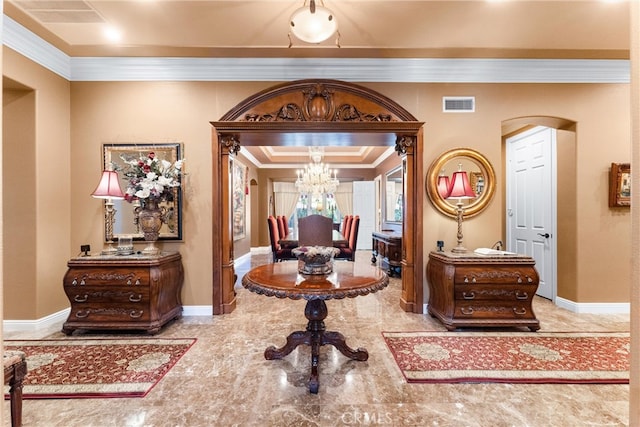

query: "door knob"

left=537, top=232, right=550, bottom=238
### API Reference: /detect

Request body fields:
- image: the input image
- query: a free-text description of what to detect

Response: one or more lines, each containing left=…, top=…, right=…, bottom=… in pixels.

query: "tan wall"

left=2, top=48, right=71, bottom=319
left=2, top=51, right=631, bottom=317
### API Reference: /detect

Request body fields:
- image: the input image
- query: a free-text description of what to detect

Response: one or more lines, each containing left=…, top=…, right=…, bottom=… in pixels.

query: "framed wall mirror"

left=103, top=143, right=184, bottom=241
left=385, top=165, right=403, bottom=223
left=426, top=147, right=496, bottom=219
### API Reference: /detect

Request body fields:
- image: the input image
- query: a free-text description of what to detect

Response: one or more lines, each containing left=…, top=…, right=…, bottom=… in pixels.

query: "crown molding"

left=3, top=14, right=630, bottom=84
left=3, top=16, right=71, bottom=79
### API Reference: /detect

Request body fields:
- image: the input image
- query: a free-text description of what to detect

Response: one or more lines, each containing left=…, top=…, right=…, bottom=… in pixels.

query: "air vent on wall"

left=443, top=96, right=475, bottom=113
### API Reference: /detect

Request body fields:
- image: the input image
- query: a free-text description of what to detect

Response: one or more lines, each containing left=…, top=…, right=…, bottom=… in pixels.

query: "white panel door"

left=506, top=126, right=556, bottom=300
left=352, top=181, right=376, bottom=250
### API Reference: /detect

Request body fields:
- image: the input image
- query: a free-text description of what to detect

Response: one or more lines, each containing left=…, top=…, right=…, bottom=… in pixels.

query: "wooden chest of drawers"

left=62, top=252, right=184, bottom=335
left=426, top=251, right=540, bottom=331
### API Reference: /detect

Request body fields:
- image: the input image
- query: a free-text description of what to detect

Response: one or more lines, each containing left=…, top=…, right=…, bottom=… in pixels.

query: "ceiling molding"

left=3, top=15, right=70, bottom=79
left=3, top=15, right=630, bottom=84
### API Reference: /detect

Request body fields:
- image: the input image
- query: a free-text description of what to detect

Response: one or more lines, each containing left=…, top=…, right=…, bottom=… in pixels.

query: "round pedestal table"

left=242, top=261, right=388, bottom=394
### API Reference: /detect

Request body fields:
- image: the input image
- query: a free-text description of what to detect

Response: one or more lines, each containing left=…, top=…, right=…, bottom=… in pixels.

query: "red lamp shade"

left=437, top=175, right=450, bottom=198
left=446, top=171, right=476, bottom=199
left=91, top=170, right=125, bottom=199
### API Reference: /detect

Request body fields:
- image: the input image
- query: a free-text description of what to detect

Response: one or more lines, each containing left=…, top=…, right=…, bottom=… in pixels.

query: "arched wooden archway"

left=210, top=79, right=424, bottom=315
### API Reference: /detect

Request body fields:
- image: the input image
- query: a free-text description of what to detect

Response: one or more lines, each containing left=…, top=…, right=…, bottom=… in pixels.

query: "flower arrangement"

left=119, top=152, right=185, bottom=204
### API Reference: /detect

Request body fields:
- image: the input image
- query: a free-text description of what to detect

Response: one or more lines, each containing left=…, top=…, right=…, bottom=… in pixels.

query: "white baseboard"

left=425, top=299, right=630, bottom=316
left=555, top=297, right=630, bottom=314
left=3, top=308, right=70, bottom=333
left=3, top=306, right=216, bottom=333
left=6, top=298, right=628, bottom=333
left=182, top=305, right=213, bottom=316
left=234, top=251, right=252, bottom=265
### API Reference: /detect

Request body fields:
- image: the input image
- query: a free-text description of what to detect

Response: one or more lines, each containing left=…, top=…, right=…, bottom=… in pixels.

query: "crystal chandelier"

left=295, top=147, right=339, bottom=195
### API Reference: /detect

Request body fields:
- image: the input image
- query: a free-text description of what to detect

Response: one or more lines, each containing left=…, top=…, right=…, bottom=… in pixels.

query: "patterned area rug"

left=4, top=338, right=196, bottom=399
left=382, top=332, right=629, bottom=384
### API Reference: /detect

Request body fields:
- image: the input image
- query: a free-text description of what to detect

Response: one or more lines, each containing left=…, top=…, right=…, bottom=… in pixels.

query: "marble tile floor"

left=4, top=251, right=630, bottom=426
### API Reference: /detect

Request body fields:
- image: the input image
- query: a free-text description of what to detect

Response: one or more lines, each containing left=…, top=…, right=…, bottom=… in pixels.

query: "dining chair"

left=268, top=216, right=293, bottom=262
left=337, top=215, right=360, bottom=261
left=342, top=215, right=353, bottom=243
left=298, top=214, right=333, bottom=247
left=276, top=215, right=286, bottom=240
left=281, top=215, right=290, bottom=237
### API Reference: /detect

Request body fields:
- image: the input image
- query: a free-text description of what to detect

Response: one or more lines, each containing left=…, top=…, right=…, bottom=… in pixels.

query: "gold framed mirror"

left=103, top=143, right=183, bottom=241
left=426, top=148, right=495, bottom=218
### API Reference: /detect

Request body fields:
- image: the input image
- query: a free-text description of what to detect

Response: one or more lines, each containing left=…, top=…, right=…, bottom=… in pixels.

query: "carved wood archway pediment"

left=210, top=79, right=424, bottom=316
left=220, top=79, right=418, bottom=123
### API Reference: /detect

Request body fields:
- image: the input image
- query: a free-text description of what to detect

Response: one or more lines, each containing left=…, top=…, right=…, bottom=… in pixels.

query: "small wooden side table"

left=62, top=252, right=184, bottom=335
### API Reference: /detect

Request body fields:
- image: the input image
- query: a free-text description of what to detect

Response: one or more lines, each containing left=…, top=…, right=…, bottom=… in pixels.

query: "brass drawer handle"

left=463, top=276, right=477, bottom=283
left=72, top=279, right=78, bottom=286
left=462, top=291, right=475, bottom=300
left=513, top=307, right=527, bottom=315
left=75, top=310, right=89, bottom=318
left=129, top=294, right=142, bottom=303
left=527, top=276, right=533, bottom=283
left=74, top=294, right=88, bottom=303
left=517, top=276, right=522, bottom=283
left=460, top=307, right=474, bottom=315
left=129, top=310, right=143, bottom=318
left=515, top=291, right=528, bottom=300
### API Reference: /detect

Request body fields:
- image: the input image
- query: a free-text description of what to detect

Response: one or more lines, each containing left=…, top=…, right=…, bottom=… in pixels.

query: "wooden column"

left=397, top=133, right=423, bottom=313
left=212, top=131, right=238, bottom=314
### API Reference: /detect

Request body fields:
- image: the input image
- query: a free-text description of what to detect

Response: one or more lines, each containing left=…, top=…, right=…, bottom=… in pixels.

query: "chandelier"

left=295, top=147, right=339, bottom=195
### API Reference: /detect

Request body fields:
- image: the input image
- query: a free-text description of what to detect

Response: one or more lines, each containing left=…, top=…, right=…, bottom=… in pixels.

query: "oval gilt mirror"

left=426, top=148, right=496, bottom=218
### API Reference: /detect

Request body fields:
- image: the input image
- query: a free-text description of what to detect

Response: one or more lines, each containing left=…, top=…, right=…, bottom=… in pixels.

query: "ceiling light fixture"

left=289, top=0, right=340, bottom=47
left=295, top=147, right=339, bottom=195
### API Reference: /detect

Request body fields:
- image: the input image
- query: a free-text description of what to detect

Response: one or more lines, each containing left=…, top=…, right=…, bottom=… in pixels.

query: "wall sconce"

left=91, top=170, right=125, bottom=255
left=445, top=164, right=476, bottom=253
left=289, top=0, right=340, bottom=47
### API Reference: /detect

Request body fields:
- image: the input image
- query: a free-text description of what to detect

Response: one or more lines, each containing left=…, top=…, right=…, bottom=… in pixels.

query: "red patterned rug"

left=4, top=338, right=196, bottom=399
left=382, top=332, right=629, bottom=384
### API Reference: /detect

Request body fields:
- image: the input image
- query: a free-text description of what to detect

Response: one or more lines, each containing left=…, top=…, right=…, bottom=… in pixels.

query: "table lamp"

left=437, top=171, right=450, bottom=198
left=91, top=170, right=125, bottom=255
left=445, top=164, right=476, bottom=253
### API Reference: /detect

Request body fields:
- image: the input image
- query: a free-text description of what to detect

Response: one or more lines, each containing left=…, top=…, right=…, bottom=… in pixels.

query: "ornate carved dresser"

left=371, top=230, right=402, bottom=277
left=62, top=252, right=184, bottom=335
left=426, top=251, right=540, bottom=331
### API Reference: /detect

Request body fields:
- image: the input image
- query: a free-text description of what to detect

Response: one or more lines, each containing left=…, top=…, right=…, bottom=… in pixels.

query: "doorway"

left=210, top=79, right=424, bottom=315
left=502, top=117, right=577, bottom=304
left=506, top=126, right=557, bottom=300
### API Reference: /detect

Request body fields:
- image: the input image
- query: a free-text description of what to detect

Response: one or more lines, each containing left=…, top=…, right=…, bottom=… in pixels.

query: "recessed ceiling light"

left=103, top=26, right=122, bottom=43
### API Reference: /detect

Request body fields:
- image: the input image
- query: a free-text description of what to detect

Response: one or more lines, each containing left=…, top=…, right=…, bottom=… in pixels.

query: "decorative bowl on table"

left=292, top=246, right=340, bottom=275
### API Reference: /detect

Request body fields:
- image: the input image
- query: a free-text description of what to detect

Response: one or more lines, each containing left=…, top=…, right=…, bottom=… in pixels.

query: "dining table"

left=279, top=229, right=347, bottom=248
left=241, top=261, right=389, bottom=393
